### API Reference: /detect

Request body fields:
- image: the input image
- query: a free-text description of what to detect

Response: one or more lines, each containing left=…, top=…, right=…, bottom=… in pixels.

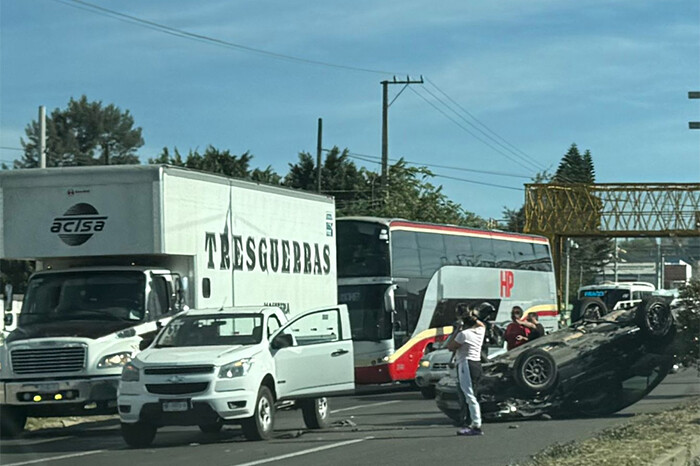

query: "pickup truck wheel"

left=0, top=406, right=27, bottom=438
left=420, top=386, right=436, bottom=399
left=121, top=421, right=157, bottom=448
left=301, top=397, right=329, bottom=429
left=198, top=417, right=224, bottom=434
left=241, top=385, right=275, bottom=440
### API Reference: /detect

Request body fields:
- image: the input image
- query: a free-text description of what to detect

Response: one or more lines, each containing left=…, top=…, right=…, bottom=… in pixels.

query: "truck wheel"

left=420, top=386, right=436, bottom=399
left=241, top=385, right=275, bottom=440
left=121, top=421, right=157, bottom=448
left=513, top=349, right=558, bottom=394
left=0, top=406, right=27, bottom=438
left=198, top=417, right=224, bottom=433
left=572, top=298, right=607, bottom=322
left=301, top=397, right=329, bottom=429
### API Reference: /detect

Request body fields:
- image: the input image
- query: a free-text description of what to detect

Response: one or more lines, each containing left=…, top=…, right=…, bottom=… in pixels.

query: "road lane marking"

left=331, top=400, right=400, bottom=413
left=232, top=437, right=373, bottom=466
left=3, top=450, right=104, bottom=466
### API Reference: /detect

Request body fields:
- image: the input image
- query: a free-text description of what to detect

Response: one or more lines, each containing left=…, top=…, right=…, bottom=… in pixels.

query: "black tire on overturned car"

left=513, top=348, right=559, bottom=394
left=635, top=297, right=674, bottom=339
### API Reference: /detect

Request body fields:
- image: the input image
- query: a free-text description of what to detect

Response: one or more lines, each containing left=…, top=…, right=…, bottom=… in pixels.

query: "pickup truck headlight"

left=420, top=360, right=430, bottom=368
left=121, top=362, right=140, bottom=382
left=218, top=358, right=253, bottom=378
left=97, top=352, right=133, bottom=369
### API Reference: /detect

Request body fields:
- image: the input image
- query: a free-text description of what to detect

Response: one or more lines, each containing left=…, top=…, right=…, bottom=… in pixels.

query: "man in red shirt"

left=504, top=306, right=534, bottom=350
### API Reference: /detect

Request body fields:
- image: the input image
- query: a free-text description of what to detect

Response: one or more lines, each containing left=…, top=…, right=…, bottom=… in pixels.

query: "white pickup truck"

left=117, top=305, right=355, bottom=447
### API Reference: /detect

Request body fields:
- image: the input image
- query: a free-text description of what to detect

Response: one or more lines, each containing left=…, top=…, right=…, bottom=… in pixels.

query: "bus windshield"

left=337, top=220, right=390, bottom=278
left=20, top=271, right=146, bottom=324
left=339, top=284, right=392, bottom=341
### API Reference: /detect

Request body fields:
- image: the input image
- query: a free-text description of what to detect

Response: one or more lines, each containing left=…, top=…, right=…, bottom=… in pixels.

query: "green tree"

left=284, top=147, right=367, bottom=211
left=554, top=144, right=612, bottom=300
left=17, top=95, right=143, bottom=167
left=151, top=146, right=282, bottom=184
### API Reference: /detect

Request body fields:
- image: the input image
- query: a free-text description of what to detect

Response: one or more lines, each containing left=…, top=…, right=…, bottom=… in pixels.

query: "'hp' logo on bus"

left=50, top=203, right=107, bottom=246
left=500, top=270, right=514, bottom=298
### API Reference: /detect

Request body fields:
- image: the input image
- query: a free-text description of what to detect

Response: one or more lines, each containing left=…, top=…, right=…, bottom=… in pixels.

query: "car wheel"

left=572, top=297, right=607, bottom=322
left=514, top=348, right=558, bottom=394
left=636, top=297, right=673, bottom=339
left=121, top=421, right=157, bottom=448
left=0, top=406, right=27, bottom=438
left=301, top=397, right=330, bottom=429
left=198, top=417, right=224, bottom=434
left=241, top=385, right=275, bottom=440
left=420, top=386, right=436, bottom=399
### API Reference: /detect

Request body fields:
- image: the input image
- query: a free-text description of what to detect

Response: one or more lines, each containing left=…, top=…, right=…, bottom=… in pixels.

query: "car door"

left=271, top=305, right=354, bottom=400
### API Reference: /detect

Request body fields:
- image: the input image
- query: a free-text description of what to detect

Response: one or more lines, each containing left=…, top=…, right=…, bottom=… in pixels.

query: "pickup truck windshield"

left=155, top=314, right=264, bottom=347
left=20, top=271, right=146, bottom=325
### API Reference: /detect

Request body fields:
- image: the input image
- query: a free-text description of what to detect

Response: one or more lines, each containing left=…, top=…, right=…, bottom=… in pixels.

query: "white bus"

left=336, top=217, right=558, bottom=384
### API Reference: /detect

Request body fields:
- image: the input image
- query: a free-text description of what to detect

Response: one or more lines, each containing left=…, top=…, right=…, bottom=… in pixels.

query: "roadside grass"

left=25, top=415, right=117, bottom=431
left=523, top=395, right=700, bottom=466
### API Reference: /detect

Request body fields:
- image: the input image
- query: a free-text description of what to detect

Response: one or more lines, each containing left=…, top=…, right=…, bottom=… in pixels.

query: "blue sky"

left=1, top=0, right=698, bottom=220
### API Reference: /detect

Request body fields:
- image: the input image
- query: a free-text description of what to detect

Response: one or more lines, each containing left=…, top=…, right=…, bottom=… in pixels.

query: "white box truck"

left=0, top=165, right=340, bottom=436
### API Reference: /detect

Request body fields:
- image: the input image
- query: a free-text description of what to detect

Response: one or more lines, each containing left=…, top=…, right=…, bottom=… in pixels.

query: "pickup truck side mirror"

left=271, top=333, right=294, bottom=350
left=4, top=313, right=13, bottom=327
left=139, top=337, right=154, bottom=351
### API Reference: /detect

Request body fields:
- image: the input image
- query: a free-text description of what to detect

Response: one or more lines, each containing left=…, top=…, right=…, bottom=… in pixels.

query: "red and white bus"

left=336, top=217, right=558, bottom=384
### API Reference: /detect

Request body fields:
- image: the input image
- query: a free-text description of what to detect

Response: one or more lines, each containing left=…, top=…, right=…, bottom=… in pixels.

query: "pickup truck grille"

left=433, top=363, right=450, bottom=370
left=146, top=383, right=209, bottom=395
left=11, top=346, right=86, bottom=374
left=144, top=366, right=214, bottom=375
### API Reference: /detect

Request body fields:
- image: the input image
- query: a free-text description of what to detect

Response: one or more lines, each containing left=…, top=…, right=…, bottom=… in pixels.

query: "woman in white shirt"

left=446, top=305, right=486, bottom=436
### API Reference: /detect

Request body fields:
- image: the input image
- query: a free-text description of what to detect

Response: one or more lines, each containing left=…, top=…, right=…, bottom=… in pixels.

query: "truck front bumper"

left=0, top=376, right=119, bottom=407
left=119, top=385, right=259, bottom=425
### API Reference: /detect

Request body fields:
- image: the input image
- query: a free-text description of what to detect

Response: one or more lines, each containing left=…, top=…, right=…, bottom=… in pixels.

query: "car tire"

left=241, top=385, right=275, bottom=440
left=420, top=386, right=436, bottom=399
left=572, top=297, right=608, bottom=322
left=636, top=297, right=674, bottom=339
left=513, top=348, right=558, bottom=394
left=0, top=405, right=27, bottom=438
left=301, top=397, right=330, bottom=429
left=121, top=421, right=157, bottom=448
left=198, top=417, right=224, bottom=434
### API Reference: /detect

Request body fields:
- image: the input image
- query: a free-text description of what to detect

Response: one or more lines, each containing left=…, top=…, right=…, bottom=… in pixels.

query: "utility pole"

left=316, top=118, right=323, bottom=193
left=38, top=106, right=46, bottom=168
left=689, top=91, right=700, bottom=129
left=381, top=76, right=423, bottom=191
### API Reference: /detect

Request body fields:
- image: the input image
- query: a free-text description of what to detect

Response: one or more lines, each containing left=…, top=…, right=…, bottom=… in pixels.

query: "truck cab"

left=118, top=305, right=354, bottom=446
left=0, top=266, right=185, bottom=436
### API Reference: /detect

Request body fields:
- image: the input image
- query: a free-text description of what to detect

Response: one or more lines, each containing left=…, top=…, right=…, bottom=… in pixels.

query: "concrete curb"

left=653, top=435, right=700, bottom=466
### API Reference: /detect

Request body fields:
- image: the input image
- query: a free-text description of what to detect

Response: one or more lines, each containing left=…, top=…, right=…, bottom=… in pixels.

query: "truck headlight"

left=420, top=360, right=430, bottom=368
left=97, top=352, right=133, bottom=369
left=121, top=362, right=140, bottom=382
left=218, top=358, right=253, bottom=378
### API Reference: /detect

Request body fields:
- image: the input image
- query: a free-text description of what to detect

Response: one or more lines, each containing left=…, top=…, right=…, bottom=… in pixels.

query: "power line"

left=347, top=153, right=523, bottom=191
left=408, top=86, right=535, bottom=172
left=341, top=150, right=530, bottom=179
left=418, top=83, right=545, bottom=172
left=424, top=78, right=547, bottom=171
left=0, top=146, right=23, bottom=152
left=55, top=0, right=401, bottom=76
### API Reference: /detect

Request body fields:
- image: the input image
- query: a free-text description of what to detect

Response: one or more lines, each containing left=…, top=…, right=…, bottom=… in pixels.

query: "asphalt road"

left=1, top=369, right=699, bottom=466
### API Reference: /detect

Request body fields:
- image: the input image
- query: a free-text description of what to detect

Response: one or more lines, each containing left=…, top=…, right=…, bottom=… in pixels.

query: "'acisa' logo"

left=50, top=203, right=107, bottom=246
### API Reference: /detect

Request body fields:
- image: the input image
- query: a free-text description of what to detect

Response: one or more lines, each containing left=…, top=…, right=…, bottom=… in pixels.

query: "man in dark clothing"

left=526, top=312, right=546, bottom=341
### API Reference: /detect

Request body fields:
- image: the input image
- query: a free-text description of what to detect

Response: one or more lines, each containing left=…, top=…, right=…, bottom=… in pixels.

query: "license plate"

left=34, top=383, right=59, bottom=392
left=162, top=400, right=190, bottom=412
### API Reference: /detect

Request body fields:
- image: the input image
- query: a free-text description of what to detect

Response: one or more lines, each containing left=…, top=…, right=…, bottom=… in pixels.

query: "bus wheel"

left=242, top=385, right=275, bottom=440
left=301, top=397, right=329, bottom=429
left=0, top=406, right=26, bottom=438
left=514, top=349, right=558, bottom=394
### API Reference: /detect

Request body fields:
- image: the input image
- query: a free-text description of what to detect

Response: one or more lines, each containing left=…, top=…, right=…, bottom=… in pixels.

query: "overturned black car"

left=435, top=297, right=677, bottom=421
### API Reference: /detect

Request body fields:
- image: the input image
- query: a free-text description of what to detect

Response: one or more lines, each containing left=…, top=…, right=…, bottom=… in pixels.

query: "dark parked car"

left=436, top=297, right=677, bottom=421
